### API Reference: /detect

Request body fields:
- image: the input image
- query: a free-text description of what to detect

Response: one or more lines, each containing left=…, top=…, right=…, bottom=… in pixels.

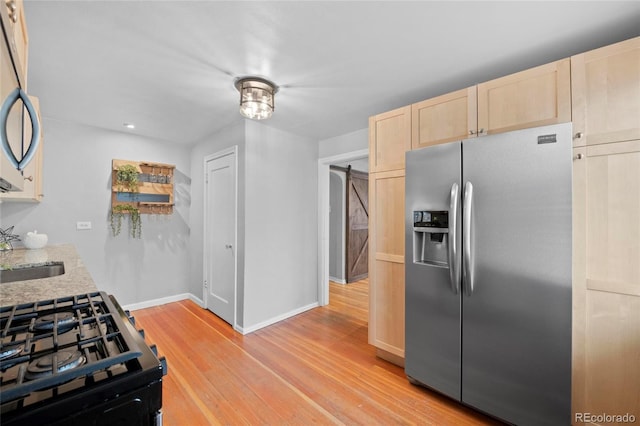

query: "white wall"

left=243, top=121, right=318, bottom=329
left=318, top=127, right=368, bottom=158
left=329, top=170, right=345, bottom=282
left=188, top=120, right=246, bottom=325
left=0, top=118, right=191, bottom=305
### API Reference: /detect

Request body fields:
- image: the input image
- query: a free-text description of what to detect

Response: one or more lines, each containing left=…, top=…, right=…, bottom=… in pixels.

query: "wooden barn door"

left=346, top=167, right=369, bottom=283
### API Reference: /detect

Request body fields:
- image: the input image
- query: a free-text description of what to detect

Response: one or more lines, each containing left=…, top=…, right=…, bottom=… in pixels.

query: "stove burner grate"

left=0, top=345, right=24, bottom=361
left=0, top=292, right=145, bottom=405
left=25, top=350, right=85, bottom=380
left=34, top=312, right=76, bottom=333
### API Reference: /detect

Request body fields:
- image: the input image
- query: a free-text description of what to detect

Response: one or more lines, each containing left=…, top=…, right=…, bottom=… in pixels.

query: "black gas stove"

left=0, top=291, right=166, bottom=425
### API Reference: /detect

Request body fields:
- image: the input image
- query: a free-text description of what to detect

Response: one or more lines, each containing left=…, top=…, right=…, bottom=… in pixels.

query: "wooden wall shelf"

left=111, top=159, right=175, bottom=215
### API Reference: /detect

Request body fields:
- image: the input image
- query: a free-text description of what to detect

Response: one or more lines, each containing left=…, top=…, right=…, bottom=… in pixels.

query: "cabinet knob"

left=479, top=128, right=485, bottom=135
left=469, top=130, right=476, bottom=135
left=24, top=175, right=33, bottom=182
left=225, top=244, right=233, bottom=249
left=574, top=132, right=584, bottom=139
left=574, top=153, right=584, bottom=160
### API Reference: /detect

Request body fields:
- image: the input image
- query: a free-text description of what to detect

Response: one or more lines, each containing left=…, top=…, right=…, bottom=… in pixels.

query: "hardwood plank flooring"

left=132, top=279, right=501, bottom=425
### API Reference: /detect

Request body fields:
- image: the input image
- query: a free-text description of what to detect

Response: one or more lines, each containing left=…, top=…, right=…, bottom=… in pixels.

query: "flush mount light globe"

left=234, top=76, right=279, bottom=120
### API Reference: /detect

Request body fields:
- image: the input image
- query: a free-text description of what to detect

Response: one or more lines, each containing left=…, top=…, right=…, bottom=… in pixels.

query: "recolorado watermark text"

left=575, top=413, right=636, bottom=423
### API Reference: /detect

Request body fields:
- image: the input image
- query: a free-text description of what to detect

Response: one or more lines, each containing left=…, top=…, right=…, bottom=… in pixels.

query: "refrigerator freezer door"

left=461, top=123, right=572, bottom=425
left=405, top=142, right=462, bottom=400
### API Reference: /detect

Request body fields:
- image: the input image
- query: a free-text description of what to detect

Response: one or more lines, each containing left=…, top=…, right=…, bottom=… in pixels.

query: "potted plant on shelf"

left=110, top=205, right=142, bottom=238
left=115, top=164, right=140, bottom=193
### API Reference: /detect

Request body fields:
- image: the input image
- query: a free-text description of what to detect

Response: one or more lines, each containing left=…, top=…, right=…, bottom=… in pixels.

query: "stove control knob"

left=124, top=310, right=136, bottom=326
left=159, top=356, right=168, bottom=376
left=138, top=329, right=145, bottom=339
left=150, top=344, right=158, bottom=355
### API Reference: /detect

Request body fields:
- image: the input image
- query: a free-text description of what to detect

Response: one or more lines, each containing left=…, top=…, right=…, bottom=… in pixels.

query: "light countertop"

left=0, top=244, right=98, bottom=307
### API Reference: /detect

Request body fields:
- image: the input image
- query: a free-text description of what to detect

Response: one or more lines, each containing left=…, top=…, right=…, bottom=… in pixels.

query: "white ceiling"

left=24, top=1, right=640, bottom=145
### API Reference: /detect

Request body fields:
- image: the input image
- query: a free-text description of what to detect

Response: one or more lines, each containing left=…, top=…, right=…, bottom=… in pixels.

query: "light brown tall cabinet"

left=368, top=106, right=410, bottom=363
left=571, top=37, right=639, bottom=423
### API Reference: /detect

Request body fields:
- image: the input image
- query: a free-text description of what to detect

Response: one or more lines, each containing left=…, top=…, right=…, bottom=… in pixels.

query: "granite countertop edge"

left=1, top=244, right=98, bottom=307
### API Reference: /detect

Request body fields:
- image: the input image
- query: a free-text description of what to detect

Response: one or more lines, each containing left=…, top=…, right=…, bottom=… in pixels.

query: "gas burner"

left=25, top=350, right=85, bottom=380
left=0, top=345, right=24, bottom=361
left=34, top=312, right=76, bottom=333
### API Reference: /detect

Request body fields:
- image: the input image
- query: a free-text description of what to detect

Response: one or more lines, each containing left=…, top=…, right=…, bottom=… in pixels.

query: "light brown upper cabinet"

left=412, top=59, right=571, bottom=150
left=571, top=37, right=640, bottom=147
left=411, top=87, right=477, bottom=149
left=477, top=58, right=571, bottom=135
left=369, top=106, right=411, bottom=173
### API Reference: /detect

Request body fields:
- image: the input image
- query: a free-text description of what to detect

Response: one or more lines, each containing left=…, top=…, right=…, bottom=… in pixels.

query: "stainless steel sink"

left=0, top=262, right=65, bottom=283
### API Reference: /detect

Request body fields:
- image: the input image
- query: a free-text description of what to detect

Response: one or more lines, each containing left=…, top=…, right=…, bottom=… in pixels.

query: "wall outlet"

left=76, top=221, right=92, bottom=230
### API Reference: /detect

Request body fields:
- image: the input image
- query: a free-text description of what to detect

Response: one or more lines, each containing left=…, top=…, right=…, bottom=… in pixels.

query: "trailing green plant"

left=116, top=164, right=140, bottom=192
left=110, top=205, right=142, bottom=238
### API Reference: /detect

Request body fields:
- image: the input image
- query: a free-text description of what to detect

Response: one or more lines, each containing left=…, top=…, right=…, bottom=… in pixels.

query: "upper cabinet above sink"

left=1, top=0, right=44, bottom=199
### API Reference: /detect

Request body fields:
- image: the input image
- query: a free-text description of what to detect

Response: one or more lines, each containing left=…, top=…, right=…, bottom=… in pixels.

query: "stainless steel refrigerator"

left=405, top=123, right=572, bottom=425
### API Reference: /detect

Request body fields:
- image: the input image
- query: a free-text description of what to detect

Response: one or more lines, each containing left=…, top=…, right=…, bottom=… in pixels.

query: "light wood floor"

left=132, top=279, right=501, bottom=425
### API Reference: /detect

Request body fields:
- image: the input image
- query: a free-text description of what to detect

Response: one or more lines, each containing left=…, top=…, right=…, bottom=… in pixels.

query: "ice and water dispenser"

left=413, top=210, right=449, bottom=267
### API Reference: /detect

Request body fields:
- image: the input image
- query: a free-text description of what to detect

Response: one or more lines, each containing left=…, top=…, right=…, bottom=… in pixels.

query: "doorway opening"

left=329, top=163, right=369, bottom=283
left=317, top=149, right=368, bottom=306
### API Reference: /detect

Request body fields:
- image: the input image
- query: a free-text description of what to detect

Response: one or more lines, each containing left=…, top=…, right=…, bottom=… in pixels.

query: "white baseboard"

left=236, top=302, right=319, bottom=335
left=123, top=293, right=204, bottom=311
left=123, top=295, right=317, bottom=336
left=329, top=276, right=346, bottom=284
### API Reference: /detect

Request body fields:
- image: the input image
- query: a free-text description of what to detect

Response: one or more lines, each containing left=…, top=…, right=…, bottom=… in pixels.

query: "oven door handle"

left=1, top=87, right=41, bottom=171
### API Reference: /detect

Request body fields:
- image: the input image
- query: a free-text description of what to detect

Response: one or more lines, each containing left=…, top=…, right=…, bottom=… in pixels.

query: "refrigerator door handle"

left=448, top=183, right=460, bottom=294
left=463, top=181, right=474, bottom=296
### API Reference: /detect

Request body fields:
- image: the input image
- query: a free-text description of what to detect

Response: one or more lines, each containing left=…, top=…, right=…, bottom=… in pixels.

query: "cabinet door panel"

left=584, top=290, right=640, bottom=422
left=585, top=140, right=640, bottom=295
left=373, top=260, right=405, bottom=356
left=372, top=171, right=405, bottom=258
left=478, top=58, right=571, bottom=135
left=573, top=139, right=640, bottom=420
left=412, top=87, right=477, bottom=149
left=368, top=170, right=405, bottom=359
left=572, top=37, right=640, bottom=147
left=369, top=106, right=411, bottom=173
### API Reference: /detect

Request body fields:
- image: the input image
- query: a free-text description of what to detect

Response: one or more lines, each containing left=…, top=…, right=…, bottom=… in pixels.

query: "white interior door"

left=204, top=149, right=237, bottom=326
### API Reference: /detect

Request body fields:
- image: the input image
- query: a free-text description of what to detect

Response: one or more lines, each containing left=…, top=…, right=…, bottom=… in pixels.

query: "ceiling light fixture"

left=234, top=77, right=278, bottom=120
left=123, top=123, right=135, bottom=129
